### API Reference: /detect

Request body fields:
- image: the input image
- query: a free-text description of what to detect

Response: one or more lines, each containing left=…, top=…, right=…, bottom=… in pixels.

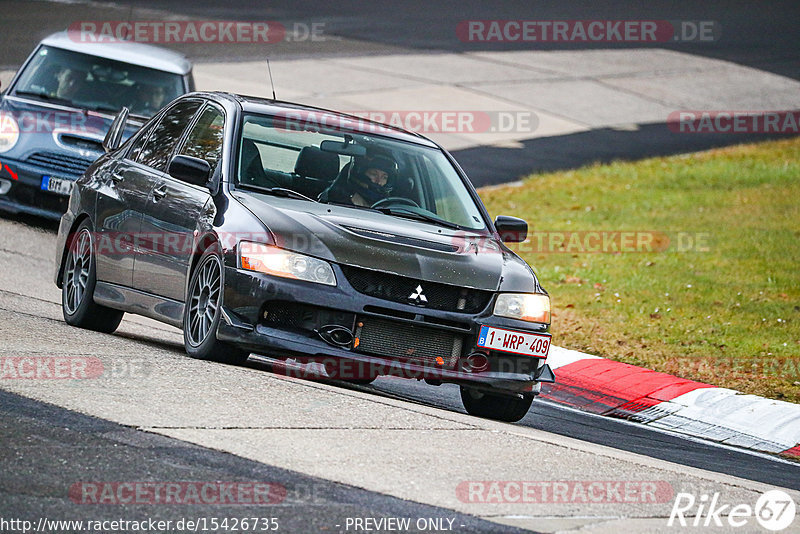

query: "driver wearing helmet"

left=319, top=150, right=398, bottom=207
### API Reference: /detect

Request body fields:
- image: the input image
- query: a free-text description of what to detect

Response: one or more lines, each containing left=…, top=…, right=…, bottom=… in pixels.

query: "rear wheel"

left=61, top=222, right=124, bottom=333
left=183, top=248, right=249, bottom=365
left=460, top=386, right=534, bottom=422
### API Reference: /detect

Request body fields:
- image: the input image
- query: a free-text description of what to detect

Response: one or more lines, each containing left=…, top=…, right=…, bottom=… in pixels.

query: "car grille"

left=261, top=301, right=354, bottom=332
left=27, top=152, right=94, bottom=176
left=262, top=302, right=315, bottom=329
left=340, top=265, right=493, bottom=314
left=356, top=316, right=463, bottom=368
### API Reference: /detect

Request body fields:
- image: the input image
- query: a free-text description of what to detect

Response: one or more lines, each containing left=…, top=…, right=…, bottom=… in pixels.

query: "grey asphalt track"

left=1, top=2, right=799, bottom=531
left=0, top=388, right=531, bottom=533
left=1, top=1, right=798, bottom=185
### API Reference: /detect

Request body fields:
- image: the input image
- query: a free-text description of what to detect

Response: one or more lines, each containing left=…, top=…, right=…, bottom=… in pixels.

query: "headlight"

left=494, top=293, right=550, bottom=324
left=239, top=241, right=336, bottom=286
left=0, top=113, right=20, bottom=153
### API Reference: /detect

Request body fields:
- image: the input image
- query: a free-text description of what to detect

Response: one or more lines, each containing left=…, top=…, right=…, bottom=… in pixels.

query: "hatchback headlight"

left=494, top=293, right=550, bottom=324
left=0, top=113, right=20, bottom=153
left=239, top=241, right=336, bottom=286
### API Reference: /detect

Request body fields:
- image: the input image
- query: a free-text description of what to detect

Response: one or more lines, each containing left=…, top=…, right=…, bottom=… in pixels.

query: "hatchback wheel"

left=460, top=386, right=533, bottom=422
left=62, top=222, right=124, bottom=333
left=183, top=249, right=249, bottom=365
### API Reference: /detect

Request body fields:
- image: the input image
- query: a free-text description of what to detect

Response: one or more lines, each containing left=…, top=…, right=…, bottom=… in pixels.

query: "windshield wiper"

left=238, top=184, right=317, bottom=202
left=324, top=200, right=382, bottom=213
left=86, top=103, right=122, bottom=114
left=374, top=206, right=462, bottom=230
left=14, top=90, right=76, bottom=107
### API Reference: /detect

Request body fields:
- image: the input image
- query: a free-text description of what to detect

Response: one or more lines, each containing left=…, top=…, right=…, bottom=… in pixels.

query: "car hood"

left=233, top=192, right=539, bottom=293
left=0, top=96, right=143, bottom=160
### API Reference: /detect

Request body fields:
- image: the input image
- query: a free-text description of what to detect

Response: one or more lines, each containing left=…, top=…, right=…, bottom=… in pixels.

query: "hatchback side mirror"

left=102, top=107, right=129, bottom=153
left=495, top=215, right=528, bottom=243
left=168, top=155, right=211, bottom=188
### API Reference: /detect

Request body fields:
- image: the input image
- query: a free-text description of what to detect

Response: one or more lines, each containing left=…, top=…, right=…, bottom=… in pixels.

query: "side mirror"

left=102, top=106, right=129, bottom=153
left=495, top=215, right=528, bottom=243
left=168, top=155, right=211, bottom=188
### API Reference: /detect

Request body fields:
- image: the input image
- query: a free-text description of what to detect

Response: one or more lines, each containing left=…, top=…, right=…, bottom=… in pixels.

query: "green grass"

left=479, top=138, right=800, bottom=402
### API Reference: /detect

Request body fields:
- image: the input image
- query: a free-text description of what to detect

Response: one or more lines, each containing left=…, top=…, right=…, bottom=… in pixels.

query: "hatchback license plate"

left=41, top=175, right=73, bottom=196
left=477, top=325, right=551, bottom=358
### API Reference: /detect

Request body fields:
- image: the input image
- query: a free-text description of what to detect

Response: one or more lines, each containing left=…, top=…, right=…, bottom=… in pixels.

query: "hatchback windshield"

left=12, top=45, right=185, bottom=118
left=235, top=114, right=487, bottom=231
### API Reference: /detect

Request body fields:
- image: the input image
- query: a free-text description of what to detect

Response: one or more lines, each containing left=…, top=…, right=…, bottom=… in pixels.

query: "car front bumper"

left=0, top=157, right=76, bottom=220
left=218, top=264, right=555, bottom=394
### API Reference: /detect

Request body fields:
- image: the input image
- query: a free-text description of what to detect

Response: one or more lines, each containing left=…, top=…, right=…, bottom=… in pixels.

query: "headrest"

left=294, top=146, right=339, bottom=180
left=241, top=138, right=260, bottom=167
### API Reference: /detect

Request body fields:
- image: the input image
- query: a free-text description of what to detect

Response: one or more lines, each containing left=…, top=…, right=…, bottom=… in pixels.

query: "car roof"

left=211, top=92, right=438, bottom=148
left=40, top=31, right=192, bottom=75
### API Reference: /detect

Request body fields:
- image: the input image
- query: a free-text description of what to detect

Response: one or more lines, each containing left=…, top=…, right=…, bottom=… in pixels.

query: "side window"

left=137, top=100, right=202, bottom=172
left=179, top=104, right=225, bottom=173
left=126, top=120, right=156, bottom=162
left=421, top=155, right=471, bottom=225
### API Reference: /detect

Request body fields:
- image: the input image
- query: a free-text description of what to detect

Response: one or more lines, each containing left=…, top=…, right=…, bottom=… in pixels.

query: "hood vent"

left=342, top=225, right=459, bottom=253
left=58, top=134, right=104, bottom=154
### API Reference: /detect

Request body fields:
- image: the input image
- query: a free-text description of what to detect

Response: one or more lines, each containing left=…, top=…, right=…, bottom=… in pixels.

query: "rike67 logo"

left=668, top=490, right=796, bottom=531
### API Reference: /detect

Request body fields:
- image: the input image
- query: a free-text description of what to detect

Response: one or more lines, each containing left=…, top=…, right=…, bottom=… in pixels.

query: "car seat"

left=291, top=146, right=340, bottom=198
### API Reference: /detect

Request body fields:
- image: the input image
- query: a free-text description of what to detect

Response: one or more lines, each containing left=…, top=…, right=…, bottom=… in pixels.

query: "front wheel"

left=183, top=249, right=249, bottom=365
left=460, top=386, right=534, bottom=422
left=62, top=222, right=124, bottom=333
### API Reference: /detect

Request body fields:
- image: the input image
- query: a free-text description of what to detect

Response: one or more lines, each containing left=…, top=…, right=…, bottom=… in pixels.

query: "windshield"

left=11, top=45, right=185, bottom=118
left=235, top=114, right=487, bottom=231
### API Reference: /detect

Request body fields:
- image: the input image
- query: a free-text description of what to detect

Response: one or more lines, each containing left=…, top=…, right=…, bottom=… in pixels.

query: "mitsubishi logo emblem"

left=408, top=285, right=428, bottom=304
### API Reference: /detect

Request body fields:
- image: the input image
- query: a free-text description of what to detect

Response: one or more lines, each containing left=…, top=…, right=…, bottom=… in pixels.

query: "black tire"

left=61, top=221, right=124, bottom=333
left=183, top=248, right=249, bottom=365
left=460, top=386, right=534, bottom=422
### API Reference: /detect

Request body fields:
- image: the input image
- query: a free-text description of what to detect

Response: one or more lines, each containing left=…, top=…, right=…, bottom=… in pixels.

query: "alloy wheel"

left=186, top=255, right=221, bottom=346
left=64, top=228, right=92, bottom=315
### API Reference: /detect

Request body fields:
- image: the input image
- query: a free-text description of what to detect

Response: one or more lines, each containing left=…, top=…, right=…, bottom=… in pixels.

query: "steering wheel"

left=370, top=197, right=420, bottom=209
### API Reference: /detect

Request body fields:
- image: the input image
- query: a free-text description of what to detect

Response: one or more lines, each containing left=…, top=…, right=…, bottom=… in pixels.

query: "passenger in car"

left=134, top=83, right=167, bottom=116
left=319, top=150, right=398, bottom=207
left=55, top=67, right=88, bottom=100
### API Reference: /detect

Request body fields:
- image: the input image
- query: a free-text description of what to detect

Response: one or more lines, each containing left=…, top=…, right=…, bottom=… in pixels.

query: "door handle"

left=152, top=185, right=168, bottom=201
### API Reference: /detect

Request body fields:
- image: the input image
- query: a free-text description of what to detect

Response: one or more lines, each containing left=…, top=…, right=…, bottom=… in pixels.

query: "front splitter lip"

left=217, top=317, right=554, bottom=393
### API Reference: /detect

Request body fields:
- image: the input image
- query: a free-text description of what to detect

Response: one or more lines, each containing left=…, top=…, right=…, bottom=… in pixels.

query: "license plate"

left=41, top=175, right=73, bottom=196
left=477, top=325, right=551, bottom=358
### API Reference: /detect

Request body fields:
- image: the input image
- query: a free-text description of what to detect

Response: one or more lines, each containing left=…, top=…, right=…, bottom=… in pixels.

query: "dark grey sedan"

left=54, top=91, right=554, bottom=422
